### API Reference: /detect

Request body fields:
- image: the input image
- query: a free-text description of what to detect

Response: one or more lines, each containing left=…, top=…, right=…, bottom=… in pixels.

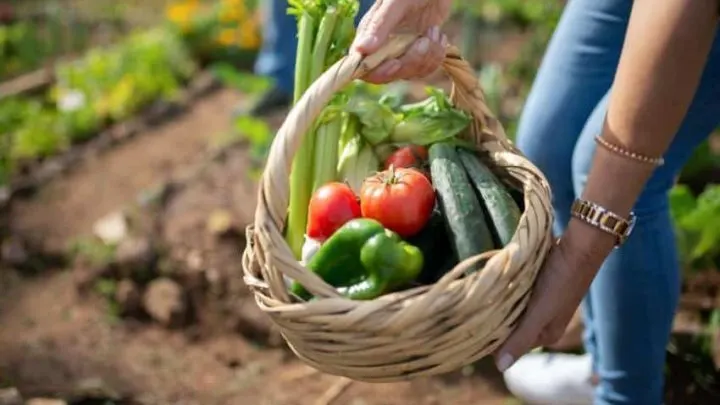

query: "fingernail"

left=416, top=37, right=430, bottom=55
left=441, top=34, right=448, bottom=47
left=385, top=60, right=402, bottom=75
left=496, top=353, right=514, bottom=372
left=429, top=26, right=440, bottom=42
left=375, top=60, right=401, bottom=79
left=354, top=34, right=378, bottom=51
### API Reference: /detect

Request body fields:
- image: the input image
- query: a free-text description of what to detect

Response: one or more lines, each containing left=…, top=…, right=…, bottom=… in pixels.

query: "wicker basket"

left=242, top=35, right=554, bottom=382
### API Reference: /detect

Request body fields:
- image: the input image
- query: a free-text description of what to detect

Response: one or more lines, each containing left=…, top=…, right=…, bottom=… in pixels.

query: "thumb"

left=493, top=311, right=545, bottom=373
left=352, top=0, right=409, bottom=54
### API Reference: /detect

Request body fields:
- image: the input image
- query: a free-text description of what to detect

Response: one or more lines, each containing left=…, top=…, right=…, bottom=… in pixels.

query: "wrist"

left=559, top=217, right=616, bottom=272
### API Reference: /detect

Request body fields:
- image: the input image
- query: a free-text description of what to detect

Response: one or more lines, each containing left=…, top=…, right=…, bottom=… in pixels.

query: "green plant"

left=67, top=236, right=117, bottom=268
left=670, top=184, right=720, bottom=271
left=54, top=27, right=196, bottom=123
left=0, top=26, right=198, bottom=187
left=453, top=0, right=563, bottom=27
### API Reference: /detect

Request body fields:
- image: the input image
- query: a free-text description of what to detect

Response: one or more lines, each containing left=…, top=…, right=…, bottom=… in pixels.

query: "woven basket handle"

left=253, top=35, right=511, bottom=297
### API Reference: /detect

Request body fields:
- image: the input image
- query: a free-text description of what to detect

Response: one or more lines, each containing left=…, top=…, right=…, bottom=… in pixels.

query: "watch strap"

left=570, top=199, right=636, bottom=246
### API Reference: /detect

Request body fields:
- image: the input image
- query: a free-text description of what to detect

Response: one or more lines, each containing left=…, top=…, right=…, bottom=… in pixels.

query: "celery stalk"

left=312, top=118, right=342, bottom=191
left=285, top=0, right=358, bottom=259
left=338, top=114, right=358, bottom=154
left=310, top=8, right=340, bottom=82
left=286, top=4, right=320, bottom=258
left=309, top=9, right=341, bottom=192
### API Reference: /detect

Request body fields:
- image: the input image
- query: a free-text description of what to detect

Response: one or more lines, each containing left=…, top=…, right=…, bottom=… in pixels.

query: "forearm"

left=564, top=0, right=719, bottom=263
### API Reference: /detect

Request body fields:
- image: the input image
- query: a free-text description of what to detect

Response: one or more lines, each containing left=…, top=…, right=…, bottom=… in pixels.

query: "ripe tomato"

left=306, top=182, right=361, bottom=242
left=384, top=145, right=430, bottom=181
left=384, top=145, right=428, bottom=170
left=360, top=167, right=435, bottom=238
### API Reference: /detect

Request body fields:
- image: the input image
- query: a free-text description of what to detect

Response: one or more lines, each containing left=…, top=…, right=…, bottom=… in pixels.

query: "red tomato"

left=384, top=145, right=428, bottom=170
left=384, top=145, right=430, bottom=181
left=306, top=182, right=361, bottom=241
left=360, top=167, right=435, bottom=238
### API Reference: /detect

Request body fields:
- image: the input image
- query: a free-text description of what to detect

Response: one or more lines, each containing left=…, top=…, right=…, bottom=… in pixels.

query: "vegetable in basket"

left=384, top=145, right=430, bottom=179
left=306, top=182, right=361, bottom=242
left=343, top=87, right=473, bottom=148
left=290, top=218, right=423, bottom=301
left=428, top=142, right=495, bottom=267
left=286, top=0, right=360, bottom=259
left=456, top=148, right=522, bottom=248
left=337, top=134, right=381, bottom=194
left=390, top=88, right=472, bottom=146
left=360, top=166, right=435, bottom=238
left=405, top=204, right=456, bottom=285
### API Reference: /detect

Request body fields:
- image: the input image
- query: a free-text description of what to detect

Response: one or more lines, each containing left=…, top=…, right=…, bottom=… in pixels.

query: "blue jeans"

left=254, top=0, right=373, bottom=95
left=516, top=0, right=720, bottom=404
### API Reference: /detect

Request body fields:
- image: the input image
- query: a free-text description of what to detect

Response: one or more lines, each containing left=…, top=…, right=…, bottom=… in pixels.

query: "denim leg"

left=514, top=0, right=632, bottom=373
left=570, top=32, right=720, bottom=405
left=254, top=0, right=373, bottom=95
left=515, top=0, right=631, bottom=235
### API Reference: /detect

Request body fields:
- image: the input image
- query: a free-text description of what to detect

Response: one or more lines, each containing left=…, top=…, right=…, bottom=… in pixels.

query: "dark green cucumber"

left=457, top=148, right=522, bottom=248
left=428, top=143, right=495, bottom=265
left=406, top=203, right=457, bottom=285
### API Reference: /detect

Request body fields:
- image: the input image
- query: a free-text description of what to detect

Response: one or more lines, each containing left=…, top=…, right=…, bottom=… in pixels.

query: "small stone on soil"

left=24, top=399, right=67, bottom=405
left=143, top=277, right=187, bottom=327
left=0, top=237, right=28, bottom=266
left=70, top=377, right=123, bottom=402
left=0, top=387, right=23, bottom=405
left=206, top=209, right=236, bottom=236
left=115, top=237, right=156, bottom=273
left=186, top=250, right=203, bottom=271
left=115, top=278, right=142, bottom=315
left=93, top=211, right=129, bottom=245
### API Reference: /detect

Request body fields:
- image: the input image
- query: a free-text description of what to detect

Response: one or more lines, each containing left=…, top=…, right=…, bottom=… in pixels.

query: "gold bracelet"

left=570, top=199, right=636, bottom=246
left=594, top=135, right=665, bottom=167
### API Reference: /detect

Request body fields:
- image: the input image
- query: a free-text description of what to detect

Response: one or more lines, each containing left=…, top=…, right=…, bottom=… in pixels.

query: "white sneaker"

left=503, top=352, right=595, bottom=405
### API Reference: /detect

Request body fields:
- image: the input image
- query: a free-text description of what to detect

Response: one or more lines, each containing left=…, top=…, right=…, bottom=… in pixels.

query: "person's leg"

left=513, top=0, right=632, bottom=379
left=245, top=0, right=373, bottom=116
left=570, top=32, right=720, bottom=405
left=253, top=0, right=299, bottom=97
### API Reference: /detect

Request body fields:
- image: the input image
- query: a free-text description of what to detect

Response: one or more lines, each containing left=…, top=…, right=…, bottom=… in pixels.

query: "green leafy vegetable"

left=390, top=88, right=472, bottom=145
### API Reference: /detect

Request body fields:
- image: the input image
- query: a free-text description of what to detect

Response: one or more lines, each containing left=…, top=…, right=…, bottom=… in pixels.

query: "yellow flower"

left=237, top=19, right=261, bottom=50
left=216, top=28, right=237, bottom=47
left=219, top=0, right=247, bottom=23
left=165, top=2, right=200, bottom=31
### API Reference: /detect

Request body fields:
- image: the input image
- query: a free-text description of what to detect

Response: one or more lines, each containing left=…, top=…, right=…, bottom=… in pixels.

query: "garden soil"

left=0, top=88, right=514, bottom=405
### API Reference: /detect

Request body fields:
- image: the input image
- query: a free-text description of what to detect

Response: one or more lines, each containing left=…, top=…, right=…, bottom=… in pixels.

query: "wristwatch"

left=570, top=199, right=636, bottom=247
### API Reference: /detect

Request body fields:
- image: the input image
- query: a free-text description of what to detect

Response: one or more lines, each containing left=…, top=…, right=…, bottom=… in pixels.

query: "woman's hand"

left=351, top=0, right=453, bottom=84
left=494, top=220, right=616, bottom=372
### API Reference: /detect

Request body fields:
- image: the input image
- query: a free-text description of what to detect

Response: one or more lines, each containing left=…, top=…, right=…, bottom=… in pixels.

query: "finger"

left=394, top=28, right=446, bottom=80
left=352, top=0, right=409, bottom=54
left=362, top=59, right=402, bottom=84
left=493, top=313, right=544, bottom=373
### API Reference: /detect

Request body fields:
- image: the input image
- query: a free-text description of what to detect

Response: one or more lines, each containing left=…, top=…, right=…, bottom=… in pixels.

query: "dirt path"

left=0, top=270, right=511, bottom=405
left=8, top=89, right=242, bottom=252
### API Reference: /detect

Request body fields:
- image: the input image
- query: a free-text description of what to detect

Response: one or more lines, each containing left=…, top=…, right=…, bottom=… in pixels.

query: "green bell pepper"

left=290, top=218, right=424, bottom=301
